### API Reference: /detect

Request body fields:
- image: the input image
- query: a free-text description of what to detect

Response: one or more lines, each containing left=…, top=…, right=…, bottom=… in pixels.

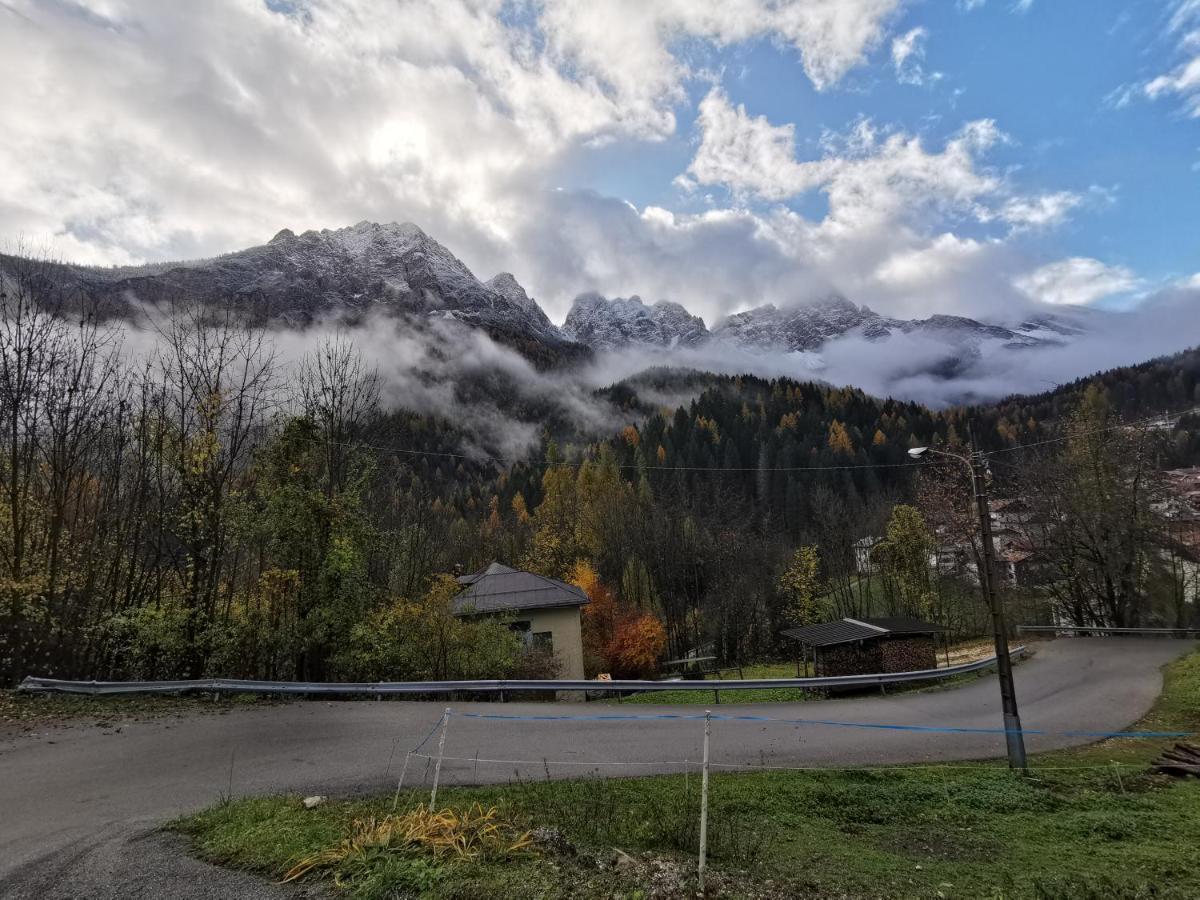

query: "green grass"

left=613, top=642, right=1003, bottom=706
left=614, top=662, right=819, bottom=705
left=175, top=648, right=1200, bottom=899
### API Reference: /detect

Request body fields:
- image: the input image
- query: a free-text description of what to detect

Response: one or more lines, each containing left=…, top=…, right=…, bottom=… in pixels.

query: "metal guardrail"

left=1019, top=625, right=1200, bottom=636
left=17, top=647, right=1026, bottom=697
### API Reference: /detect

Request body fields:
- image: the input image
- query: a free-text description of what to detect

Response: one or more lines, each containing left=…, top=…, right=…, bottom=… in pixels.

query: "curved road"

left=0, top=637, right=1193, bottom=898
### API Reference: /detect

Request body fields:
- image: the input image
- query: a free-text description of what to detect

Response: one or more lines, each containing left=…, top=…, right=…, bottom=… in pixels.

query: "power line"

left=283, top=400, right=1198, bottom=475
left=293, top=432, right=926, bottom=474
left=983, top=404, right=1198, bottom=457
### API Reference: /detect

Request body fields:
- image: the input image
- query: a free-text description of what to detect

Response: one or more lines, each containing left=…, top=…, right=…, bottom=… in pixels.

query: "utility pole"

left=967, top=429, right=1027, bottom=771
left=909, top=434, right=1028, bottom=771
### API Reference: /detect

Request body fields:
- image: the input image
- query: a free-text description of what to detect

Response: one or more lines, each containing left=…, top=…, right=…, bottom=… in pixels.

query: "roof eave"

left=454, top=599, right=589, bottom=618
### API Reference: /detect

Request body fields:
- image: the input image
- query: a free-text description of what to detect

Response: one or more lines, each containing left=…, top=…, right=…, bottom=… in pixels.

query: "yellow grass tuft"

left=281, top=803, right=534, bottom=883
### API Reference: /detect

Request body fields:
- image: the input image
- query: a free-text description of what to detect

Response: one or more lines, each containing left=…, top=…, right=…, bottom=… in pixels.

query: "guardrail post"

left=428, top=707, right=451, bottom=812
left=698, top=709, right=711, bottom=893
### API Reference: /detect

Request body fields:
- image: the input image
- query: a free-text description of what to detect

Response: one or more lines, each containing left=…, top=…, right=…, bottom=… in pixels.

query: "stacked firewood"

left=1153, top=742, right=1200, bottom=777
left=877, top=638, right=937, bottom=674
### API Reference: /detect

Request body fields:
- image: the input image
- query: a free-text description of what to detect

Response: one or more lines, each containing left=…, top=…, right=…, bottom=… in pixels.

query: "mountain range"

left=3, top=220, right=1088, bottom=372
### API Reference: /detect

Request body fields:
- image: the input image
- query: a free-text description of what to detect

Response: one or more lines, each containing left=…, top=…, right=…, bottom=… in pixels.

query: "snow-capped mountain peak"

left=22, top=221, right=582, bottom=363
left=713, top=295, right=883, bottom=351
left=562, top=293, right=709, bottom=350
left=485, top=272, right=552, bottom=328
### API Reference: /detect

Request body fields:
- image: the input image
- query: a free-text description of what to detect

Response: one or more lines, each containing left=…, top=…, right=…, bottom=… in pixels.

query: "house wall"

left=516, top=606, right=586, bottom=681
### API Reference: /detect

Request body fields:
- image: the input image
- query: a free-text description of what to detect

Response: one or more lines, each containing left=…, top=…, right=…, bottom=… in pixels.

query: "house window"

left=531, top=631, right=553, bottom=652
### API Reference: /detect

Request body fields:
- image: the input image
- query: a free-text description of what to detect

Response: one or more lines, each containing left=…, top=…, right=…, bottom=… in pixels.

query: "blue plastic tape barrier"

left=452, top=710, right=1193, bottom=739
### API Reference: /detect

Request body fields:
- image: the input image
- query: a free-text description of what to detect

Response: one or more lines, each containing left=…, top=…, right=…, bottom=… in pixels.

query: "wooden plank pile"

left=1153, top=742, right=1200, bottom=778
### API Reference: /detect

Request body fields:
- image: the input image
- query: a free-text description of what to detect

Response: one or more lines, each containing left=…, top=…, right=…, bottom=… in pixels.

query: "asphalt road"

left=0, top=637, right=1193, bottom=898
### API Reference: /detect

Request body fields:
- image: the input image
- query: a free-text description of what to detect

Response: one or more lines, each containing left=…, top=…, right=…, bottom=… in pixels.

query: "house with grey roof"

left=454, top=562, right=589, bottom=680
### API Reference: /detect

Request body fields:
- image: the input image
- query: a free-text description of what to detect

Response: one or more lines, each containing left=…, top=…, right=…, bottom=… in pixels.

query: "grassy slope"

left=614, top=639, right=1000, bottom=706
left=175, top=649, right=1200, bottom=899
left=615, top=662, right=815, bottom=705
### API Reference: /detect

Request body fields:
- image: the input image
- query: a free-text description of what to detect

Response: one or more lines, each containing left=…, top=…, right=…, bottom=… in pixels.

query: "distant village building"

left=453, top=562, right=589, bottom=681
left=781, top=617, right=944, bottom=678
left=989, top=497, right=1037, bottom=533
left=929, top=534, right=977, bottom=581
left=1161, top=467, right=1200, bottom=527
left=998, top=543, right=1041, bottom=588
left=926, top=497, right=1050, bottom=588
left=853, top=536, right=883, bottom=575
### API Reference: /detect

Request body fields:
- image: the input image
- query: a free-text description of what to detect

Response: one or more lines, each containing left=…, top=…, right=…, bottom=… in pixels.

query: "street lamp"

left=908, top=441, right=1028, bottom=771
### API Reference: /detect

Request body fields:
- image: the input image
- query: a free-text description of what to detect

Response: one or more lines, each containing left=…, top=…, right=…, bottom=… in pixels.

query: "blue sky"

left=1, top=0, right=1197, bottom=324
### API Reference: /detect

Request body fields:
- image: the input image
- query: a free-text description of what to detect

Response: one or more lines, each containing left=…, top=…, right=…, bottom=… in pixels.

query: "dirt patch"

left=0, top=689, right=280, bottom=738
left=877, top=827, right=1001, bottom=863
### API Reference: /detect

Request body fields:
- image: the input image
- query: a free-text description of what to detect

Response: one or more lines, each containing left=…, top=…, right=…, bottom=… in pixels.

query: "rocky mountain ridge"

left=13, top=220, right=583, bottom=365
left=5, top=221, right=1084, bottom=369
left=564, top=292, right=1081, bottom=355
left=562, top=293, right=709, bottom=350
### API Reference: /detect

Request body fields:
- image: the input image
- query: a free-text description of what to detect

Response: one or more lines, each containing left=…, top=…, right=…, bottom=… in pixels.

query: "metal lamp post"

left=908, top=439, right=1028, bottom=771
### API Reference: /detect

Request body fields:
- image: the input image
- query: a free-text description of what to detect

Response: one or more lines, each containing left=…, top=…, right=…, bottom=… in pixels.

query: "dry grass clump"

left=281, top=803, right=534, bottom=883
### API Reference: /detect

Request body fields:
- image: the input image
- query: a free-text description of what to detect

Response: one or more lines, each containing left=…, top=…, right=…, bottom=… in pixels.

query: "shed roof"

left=861, top=617, right=945, bottom=635
left=780, top=616, right=942, bottom=648
left=453, top=562, right=588, bottom=616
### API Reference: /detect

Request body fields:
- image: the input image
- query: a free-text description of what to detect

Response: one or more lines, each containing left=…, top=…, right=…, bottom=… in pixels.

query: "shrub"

left=336, top=576, right=523, bottom=681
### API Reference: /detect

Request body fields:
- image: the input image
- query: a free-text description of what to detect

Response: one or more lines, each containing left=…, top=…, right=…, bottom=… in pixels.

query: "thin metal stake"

left=225, top=747, right=236, bottom=801
left=1111, top=762, right=1126, bottom=794
left=391, top=751, right=412, bottom=812
left=429, top=708, right=451, bottom=811
left=698, top=710, right=712, bottom=894
left=383, top=736, right=400, bottom=779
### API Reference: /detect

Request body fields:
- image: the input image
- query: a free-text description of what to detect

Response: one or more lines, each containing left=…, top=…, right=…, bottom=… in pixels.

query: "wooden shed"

left=781, top=617, right=944, bottom=678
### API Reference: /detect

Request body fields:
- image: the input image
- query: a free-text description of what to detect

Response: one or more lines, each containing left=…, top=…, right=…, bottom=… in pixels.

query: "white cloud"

left=0, top=0, right=905, bottom=269
left=680, top=89, right=832, bottom=201
left=1141, top=1, right=1200, bottom=117
left=0, top=0, right=1148, bottom=338
left=957, top=0, right=1033, bottom=12
left=685, top=92, right=1010, bottom=222
left=1014, top=257, right=1141, bottom=306
left=891, top=26, right=938, bottom=86
left=1145, top=57, right=1200, bottom=116
left=876, top=233, right=989, bottom=290
left=538, top=0, right=906, bottom=100
left=677, top=93, right=1090, bottom=317
left=999, top=191, right=1084, bottom=229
